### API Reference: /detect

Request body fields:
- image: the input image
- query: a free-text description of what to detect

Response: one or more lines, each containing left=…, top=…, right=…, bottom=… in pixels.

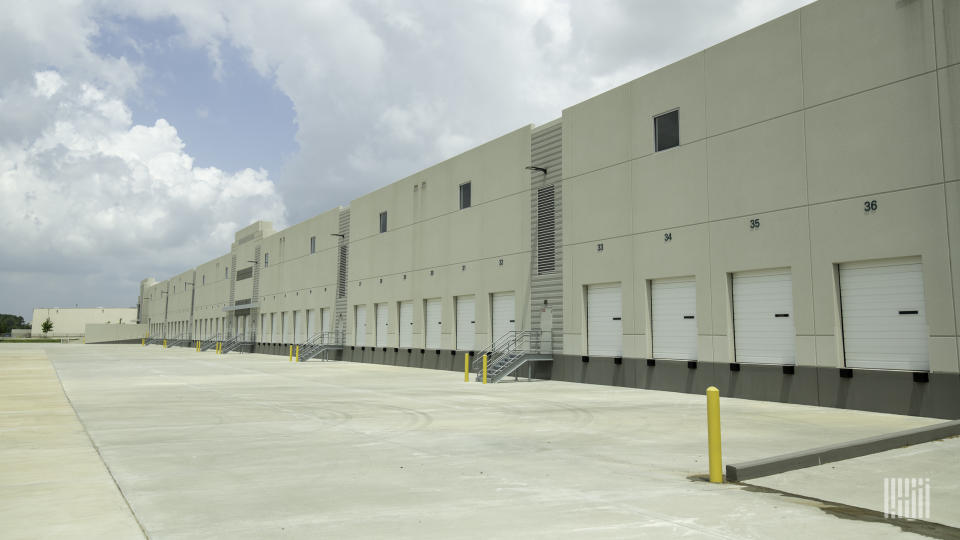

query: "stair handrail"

left=220, top=334, right=243, bottom=353
left=472, top=331, right=521, bottom=371
left=299, top=331, right=346, bottom=360
left=199, top=333, right=222, bottom=351
left=472, top=330, right=543, bottom=377
left=481, top=330, right=548, bottom=382
left=300, top=330, right=344, bottom=347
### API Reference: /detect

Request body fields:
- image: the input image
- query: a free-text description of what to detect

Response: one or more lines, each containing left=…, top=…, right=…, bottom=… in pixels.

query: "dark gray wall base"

left=238, top=345, right=960, bottom=419
left=727, top=419, right=960, bottom=482
left=549, top=356, right=960, bottom=419
left=252, top=343, right=343, bottom=361
left=90, top=338, right=144, bottom=345
left=341, top=347, right=467, bottom=373
left=817, top=368, right=960, bottom=419
left=336, top=347, right=556, bottom=379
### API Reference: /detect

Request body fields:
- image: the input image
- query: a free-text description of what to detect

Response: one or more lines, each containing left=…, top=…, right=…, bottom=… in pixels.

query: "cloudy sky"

left=0, top=0, right=812, bottom=321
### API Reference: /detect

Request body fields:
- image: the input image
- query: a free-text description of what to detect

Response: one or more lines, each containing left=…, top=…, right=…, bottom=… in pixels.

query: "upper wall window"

left=459, top=182, right=471, bottom=210
left=379, top=211, right=387, bottom=233
left=310, top=236, right=316, bottom=254
left=225, top=267, right=229, bottom=279
left=236, top=267, right=253, bottom=281
left=654, top=110, right=679, bottom=152
left=202, top=275, right=205, bottom=285
left=264, top=253, right=269, bottom=267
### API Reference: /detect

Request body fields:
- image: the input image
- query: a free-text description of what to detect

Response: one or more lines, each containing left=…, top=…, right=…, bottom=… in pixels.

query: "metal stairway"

left=298, top=331, right=345, bottom=361
left=167, top=333, right=192, bottom=348
left=144, top=335, right=164, bottom=346
left=199, top=334, right=222, bottom=352
left=472, top=330, right=552, bottom=383
left=219, top=334, right=244, bottom=354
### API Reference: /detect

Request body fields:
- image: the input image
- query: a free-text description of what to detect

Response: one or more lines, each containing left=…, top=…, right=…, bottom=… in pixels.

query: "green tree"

left=0, top=314, right=29, bottom=334
left=41, top=317, right=54, bottom=335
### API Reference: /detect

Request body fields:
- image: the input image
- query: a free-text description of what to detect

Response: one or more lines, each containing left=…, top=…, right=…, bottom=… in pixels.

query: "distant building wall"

left=30, top=308, right=137, bottom=337
left=84, top=323, right=148, bottom=343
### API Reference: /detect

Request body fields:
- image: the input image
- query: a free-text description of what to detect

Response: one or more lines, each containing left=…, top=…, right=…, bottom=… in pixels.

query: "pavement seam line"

left=47, top=350, right=152, bottom=540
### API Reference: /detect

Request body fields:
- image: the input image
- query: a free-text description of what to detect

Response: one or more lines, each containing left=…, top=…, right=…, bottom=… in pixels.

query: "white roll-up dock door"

left=732, top=269, right=795, bottom=365
left=587, top=283, right=622, bottom=357
left=425, top=298, right=441, bottom=349
left=321, top=308, right=331, bottom=334
left=354, top=305, right=367, bottom=346
left=840, top=260, right=928, bottom=371
left=652, top=278, right=697, bottom=360
left=375, top=303, right=388, bottom=347
left=399, top=301, right=413, bottom=348
left=491, top=292, right=516, bottom=343
left=456, top=296, right=476, bottom=350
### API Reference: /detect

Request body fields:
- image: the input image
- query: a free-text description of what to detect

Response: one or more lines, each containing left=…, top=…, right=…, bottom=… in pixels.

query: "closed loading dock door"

left=652, top=278, right=697, bottom=360
left=425, top=299, right=441, bottom=349
left=587, top=283, right=622, bottom=357
left=355, top=305, right=367, bottom=346
left=399, top=301, right=413, bottom=348
left=491, top=292, right=515, bottom=342
left=306, top=309, right=315, bottom=339
left=321, top=309, right=331, bottom=334
left=375, top=303, right=388, bottom=347
left=733, top=270, right=796, bottom=365
left=456, top=296, right=476, bottom=350
left=840, top=260, right=929, bottom=371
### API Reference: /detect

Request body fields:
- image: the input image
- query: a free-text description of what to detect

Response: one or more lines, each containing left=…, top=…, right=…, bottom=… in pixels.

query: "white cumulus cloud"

left=0, top=70, right=286, bottom=315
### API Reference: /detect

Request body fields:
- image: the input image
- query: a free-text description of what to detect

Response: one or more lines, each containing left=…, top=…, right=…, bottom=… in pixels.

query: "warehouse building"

left=138, top=0, right=960, bottom=418
left=30, top=307, right=137, bottom=338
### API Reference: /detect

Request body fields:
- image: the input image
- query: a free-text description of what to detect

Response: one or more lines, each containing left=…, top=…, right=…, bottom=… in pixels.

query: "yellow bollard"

left=482, top=354, right=488, bottom=384
left=706, top=386, right=723, bottom=483
left=464, top=353, right=469, bottom=382
left=141, top=338, right=145, bottom=346
left=163, top=339, right=167, bottom=349
left=296, top=345, right=300, bottom=363
left=289, top=345, right=293, bottom=362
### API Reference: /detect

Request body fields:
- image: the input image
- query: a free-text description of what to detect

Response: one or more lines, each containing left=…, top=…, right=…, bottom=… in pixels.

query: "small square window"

left=654, top=109, right=679, bottom=152
left=459, top=182, right=471, bottom=210
left=310, top=236, right=316, bottom=254
left=264, top=253, right=269, bottom=268
left=379, top=211, right=387, bottom=233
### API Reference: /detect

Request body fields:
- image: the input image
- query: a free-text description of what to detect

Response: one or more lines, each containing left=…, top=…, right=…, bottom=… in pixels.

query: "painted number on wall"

left=864, top=200, right=878, bottom=213
left=749, top=218, right=760, bottom=230
left=664, top=232, right=672, bottom=242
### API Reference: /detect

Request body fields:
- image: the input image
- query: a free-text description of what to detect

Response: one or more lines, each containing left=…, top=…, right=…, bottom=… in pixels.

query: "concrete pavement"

left=2, top=343, right=957, bottom=539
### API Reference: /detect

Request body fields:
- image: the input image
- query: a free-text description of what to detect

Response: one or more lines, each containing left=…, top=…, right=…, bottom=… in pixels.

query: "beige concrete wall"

left=30, top=308, right=137, bottom=337
left=135, top=0, right=958, bottom=376
left=84, top=323, right=147, bottom=343
left=560, top=0, right=959, bottom=373
left=192, top=254, right=232, bottom=338
left=164, top=269, right=196, bottom=338
left=347, top=126, right=532, bottom=349
left=257, top=209, right=341, bottom=342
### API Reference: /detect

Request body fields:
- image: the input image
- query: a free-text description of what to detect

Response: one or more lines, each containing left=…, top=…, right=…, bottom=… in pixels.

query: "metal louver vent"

left=337, top=244, right=348, bottom=298
left=537, top=185, right=556, bottom=274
